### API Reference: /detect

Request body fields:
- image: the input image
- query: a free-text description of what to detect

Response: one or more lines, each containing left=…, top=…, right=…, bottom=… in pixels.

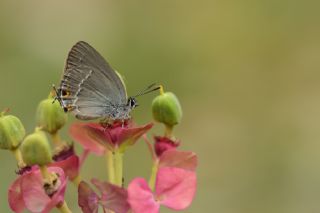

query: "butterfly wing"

left=59, top=41, right=127, bottom=120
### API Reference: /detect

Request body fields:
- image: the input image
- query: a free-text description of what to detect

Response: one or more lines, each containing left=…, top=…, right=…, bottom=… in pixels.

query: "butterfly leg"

left=100, top=117, right=113, bottom=129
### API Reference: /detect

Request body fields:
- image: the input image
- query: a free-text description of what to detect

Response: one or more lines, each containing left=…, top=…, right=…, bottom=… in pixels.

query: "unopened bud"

left=152, top=90, right=182, bottom=127
left=36, top=95, right=67, bottom=134
left=0, top=110, right=26, bottom=150
left=21, top=130, right=52, bottom=166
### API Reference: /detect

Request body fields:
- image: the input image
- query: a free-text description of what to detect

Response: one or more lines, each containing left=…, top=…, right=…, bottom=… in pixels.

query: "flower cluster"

left=0, top=86, right=198, bottom=213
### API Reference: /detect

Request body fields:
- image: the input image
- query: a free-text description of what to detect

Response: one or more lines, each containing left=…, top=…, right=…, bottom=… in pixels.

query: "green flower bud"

left=0, top=111, right=26, bottom=150
left=152, top=89, right=183, bottom=127
left=21, top=130, right=52, bottom=166
left=36, top=96, right=67, bottom=134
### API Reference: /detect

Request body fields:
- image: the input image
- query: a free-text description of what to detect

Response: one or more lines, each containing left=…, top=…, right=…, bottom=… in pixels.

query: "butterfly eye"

left=127, top=98, right=137, bottom=108
left=131, top=98, right=138, bottom=108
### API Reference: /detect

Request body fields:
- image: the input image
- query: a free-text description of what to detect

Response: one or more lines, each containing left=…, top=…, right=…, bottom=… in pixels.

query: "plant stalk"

left=57, top=201, right=72, bottom=213
left=114, top=150, right=123, bottom=186
left=148, top=159, right=159, bottom=191
left=106, top=150, right=115, bottom=184
left=11, top=148, right=26, bottom=168
left=51, top=131, right=62, bottom=146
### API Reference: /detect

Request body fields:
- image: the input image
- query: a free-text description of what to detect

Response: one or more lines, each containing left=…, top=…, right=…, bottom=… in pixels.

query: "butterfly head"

left=127, top=97, right=138, bottom=109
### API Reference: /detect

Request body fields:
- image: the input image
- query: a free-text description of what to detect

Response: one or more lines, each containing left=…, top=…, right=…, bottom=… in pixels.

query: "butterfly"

left=53, top=41, right=159, bottom=121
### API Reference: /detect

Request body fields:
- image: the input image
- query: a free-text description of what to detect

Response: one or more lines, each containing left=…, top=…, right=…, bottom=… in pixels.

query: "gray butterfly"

left=53, top=41, right=159, bottom=121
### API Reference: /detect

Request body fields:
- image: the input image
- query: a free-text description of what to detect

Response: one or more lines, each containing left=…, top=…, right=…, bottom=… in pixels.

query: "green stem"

left=11, top=148, right=26, bottom=168
left=71, top=175, right=82, bottom=187
left=143, top=134, right=156, bottom=161
left=148, top=159, right=159, bottom=191
left=159, top=85, right=164, bottom=95
left=39, top=165, right=51, bottom=180
left=57, top=201, right=72, bottom=213
left=114, top=150, right=123, bottom=186
left=164, top=125, right=173, bottom=138
left=106, top=150, right=115, bottom=183
left=51, top=131, right=62, bottom=146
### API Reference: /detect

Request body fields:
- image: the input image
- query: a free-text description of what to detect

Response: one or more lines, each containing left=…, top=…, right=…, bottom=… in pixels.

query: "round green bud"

left=36, top=97, right=67, bottom=134
left=152, top=92, right=183, bottom=127
left=21, top=130, right=52, bottom=166
left=0, top=113, right=26, bottom=150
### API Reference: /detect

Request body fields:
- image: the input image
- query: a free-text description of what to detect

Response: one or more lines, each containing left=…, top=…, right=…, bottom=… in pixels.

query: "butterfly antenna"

left=52, top=84, right=62, bottom=105
left=134, top=83, right=161, bottom=97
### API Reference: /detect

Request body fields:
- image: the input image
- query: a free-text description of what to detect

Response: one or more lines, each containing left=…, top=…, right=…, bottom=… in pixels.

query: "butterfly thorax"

left=107, top=97, right=138, bottom=120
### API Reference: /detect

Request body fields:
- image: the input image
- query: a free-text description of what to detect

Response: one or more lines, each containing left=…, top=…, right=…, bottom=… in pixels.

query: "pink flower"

left=17, top=155, right=79, bottom=183
left=154, top=136, right=180, bottom=157
left=8, top=167, right=67, bottom=213
left=50, top=145, right=81, bottom=181
left=78, top=179, right=130, bottom=213
left=159, top=150, right=198, bottom=171
left=128, top=167, right=197, bottom=213
left=50, top=155, right=79, bottom=181
left=69, top=121, right=153, bottom=155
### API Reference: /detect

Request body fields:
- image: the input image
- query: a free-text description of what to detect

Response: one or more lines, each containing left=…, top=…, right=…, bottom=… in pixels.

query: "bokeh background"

left=1, top=0, right=320, bottom=212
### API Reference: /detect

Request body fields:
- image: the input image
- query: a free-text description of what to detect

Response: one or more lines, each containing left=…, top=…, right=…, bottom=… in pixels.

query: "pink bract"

left=92, top=178, right=130, bottom=213
left=8, top=167, right=67, bottom=213
left=78, top=181, right=99, bottom=213
left=127, top=178, right=160, bottom=213
left=128, top=167, right=197, bottom=213
left=159, top=150, right=198, bottom=171
left=155, top=167, right=197, bottom=210
left=69, top=121, right=153, bottom=155
left=154, top=136, right=180, bottom=157
left=78, top=179, right=130, bottom=213
left=8, top=177, right=25, bottom=213
left=69, top=123, right=106, bottom=156
left=50, top=155, right=79, bottom=181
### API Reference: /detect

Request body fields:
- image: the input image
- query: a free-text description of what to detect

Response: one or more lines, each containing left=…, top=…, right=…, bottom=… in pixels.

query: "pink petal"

left=155, top=167, right=197, bottom=210
left=117, top=123, right=153, bottom=148
left=8, top=177, right=25, bottom=213
left=80, top=149, right=90, bottom=167
left=50, top=155, right=79, bottom=180
left=69, top=122, right=106, bottom=155
left=91, top=179, right=130, bottom=213
left=128, top=178, right=160, bottom=213
left=87, top=122, right=153, bottom=149
left=154, top=136, right=180, bottom=157
left=78, top=181, right=99, bottom=213
left=21, top=167, right=67, bottom=213
left=159, top=150, right=198, bottom=171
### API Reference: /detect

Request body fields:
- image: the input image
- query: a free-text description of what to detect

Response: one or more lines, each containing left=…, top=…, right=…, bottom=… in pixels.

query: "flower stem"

left=51, top=131, right=62, bottom=146
left=11, top=148, right=26, bottom=168
left=114, top=150, right=123, bottom=186
left=72, top=175, right=82, bottom=187
left=57, top=201, right=72, bottom=213
left=143, top=134, right=156, bottom=161
left=148, top=159, right=159, bottom=191
left=80, top=149, right=90, bottom=167
left=164, top=125, right=173, bottom=138
left=39, top=165, right=51, bottom=180
left=106, top=150, right=115, bottom=184
left=39, top=165, right=58, bottom=186
left=159, top=85, right=164, bottom=95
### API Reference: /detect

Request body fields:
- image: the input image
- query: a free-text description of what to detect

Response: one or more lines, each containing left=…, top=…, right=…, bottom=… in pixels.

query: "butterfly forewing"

left=59, top=41, right=127, bottom=119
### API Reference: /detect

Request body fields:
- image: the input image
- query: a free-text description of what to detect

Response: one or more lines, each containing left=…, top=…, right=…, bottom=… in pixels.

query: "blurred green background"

left=1, top=0, right=320, bottom=212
